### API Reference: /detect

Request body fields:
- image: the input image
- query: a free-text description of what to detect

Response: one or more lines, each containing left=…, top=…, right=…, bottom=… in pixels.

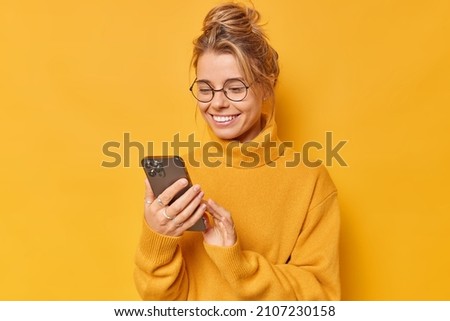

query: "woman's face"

left=195, top=51, right=264, bottom=142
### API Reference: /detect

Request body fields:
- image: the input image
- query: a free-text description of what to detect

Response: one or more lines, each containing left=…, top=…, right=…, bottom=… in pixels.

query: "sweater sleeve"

left=134, top=220, right=188, bottom=300
left=203, top=192, right=341, bottom=301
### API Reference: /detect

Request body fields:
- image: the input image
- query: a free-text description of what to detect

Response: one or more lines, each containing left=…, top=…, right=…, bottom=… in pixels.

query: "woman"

left=135, top=2, right=340, bottom=300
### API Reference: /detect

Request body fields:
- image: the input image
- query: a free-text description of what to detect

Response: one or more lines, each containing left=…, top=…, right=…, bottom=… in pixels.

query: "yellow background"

left=1, top=0, right=449, bottom=300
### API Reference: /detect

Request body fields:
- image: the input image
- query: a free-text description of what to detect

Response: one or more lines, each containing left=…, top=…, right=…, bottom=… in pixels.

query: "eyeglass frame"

left=189, top=78, right=252, bottom=103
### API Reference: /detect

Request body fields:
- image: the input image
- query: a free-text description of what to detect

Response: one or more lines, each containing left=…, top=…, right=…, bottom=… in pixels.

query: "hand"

left=203, top=199, right=237, bottom=247
left=143, top=178, right=206, bottom=237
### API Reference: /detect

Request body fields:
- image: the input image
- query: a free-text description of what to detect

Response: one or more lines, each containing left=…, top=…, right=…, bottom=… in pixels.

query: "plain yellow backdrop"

left=1, top=0, right=449, bottom=300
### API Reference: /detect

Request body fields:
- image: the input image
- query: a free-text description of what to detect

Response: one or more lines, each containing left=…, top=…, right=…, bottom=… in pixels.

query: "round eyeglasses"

left=189, top=78, right=251, bottom=103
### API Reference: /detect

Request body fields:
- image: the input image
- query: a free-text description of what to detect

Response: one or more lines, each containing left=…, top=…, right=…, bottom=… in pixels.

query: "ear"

left=268, top=73, right=277, bottom=87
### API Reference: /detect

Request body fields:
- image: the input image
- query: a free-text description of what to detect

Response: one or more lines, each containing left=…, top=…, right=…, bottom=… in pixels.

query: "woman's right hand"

left=143, top=178, right=206, bottom=237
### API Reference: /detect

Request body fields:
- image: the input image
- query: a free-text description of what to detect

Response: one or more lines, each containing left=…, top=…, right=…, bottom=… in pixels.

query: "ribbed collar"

left=203, top=114, right=285, bottom=168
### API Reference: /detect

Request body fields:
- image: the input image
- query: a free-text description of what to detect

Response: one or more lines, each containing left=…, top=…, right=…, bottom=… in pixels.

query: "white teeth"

left=212, top=115, right=237, bottom=123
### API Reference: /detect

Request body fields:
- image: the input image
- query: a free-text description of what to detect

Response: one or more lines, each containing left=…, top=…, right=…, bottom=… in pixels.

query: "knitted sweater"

left=134, top=118, right=340, bottom=300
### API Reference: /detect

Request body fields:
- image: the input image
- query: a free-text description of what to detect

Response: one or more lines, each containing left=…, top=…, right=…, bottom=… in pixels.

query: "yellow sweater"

left=134, top=118, right=340, bottom=300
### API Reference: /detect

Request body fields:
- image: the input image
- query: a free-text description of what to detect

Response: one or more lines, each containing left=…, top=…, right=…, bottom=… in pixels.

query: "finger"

left=176, top=203, right=207, bottom=233
left=172, top=192, right=205, bottom=228
left=166, top=186, right=206, bottom=229
left=205, top=199, right=220, bottom=219
left=218, top=221, right=228, bottom=239
left=144, top=178, right=155, bottom=207
left=163, top=185, right=204, bottom=218
left=206, top=199, right=230, bottom=221
left=221, top=219, right=235, bottom=234
left=202, top=213, right=213, bottom=231
left=207, top=199, right=235, bottom=234
left=218, top=220, right=236, bottom=247
left=157, top=178, right=189, bottom=206
left=170, top=188, right=203, bottom=222
left=144, top=178, right=155, bottom=198
left=156, top=185, right=200, bottom=227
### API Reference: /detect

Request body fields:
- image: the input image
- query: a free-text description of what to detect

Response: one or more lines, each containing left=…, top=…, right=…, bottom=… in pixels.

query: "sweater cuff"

left=203, top=240, right=252, bottom=283
left=137, top=219, right=181, bottom=266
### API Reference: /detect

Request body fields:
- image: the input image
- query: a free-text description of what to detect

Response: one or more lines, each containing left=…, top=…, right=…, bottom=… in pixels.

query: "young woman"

left=135, top=2, right=340, bottom=300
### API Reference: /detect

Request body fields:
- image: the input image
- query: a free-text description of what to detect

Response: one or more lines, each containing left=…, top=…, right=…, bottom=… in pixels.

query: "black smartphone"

left=141, top=155, right=206, bottom=231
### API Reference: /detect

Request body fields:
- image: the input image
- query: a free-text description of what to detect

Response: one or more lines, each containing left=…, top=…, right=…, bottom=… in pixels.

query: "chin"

left=211, top=129, right=240, bottom=141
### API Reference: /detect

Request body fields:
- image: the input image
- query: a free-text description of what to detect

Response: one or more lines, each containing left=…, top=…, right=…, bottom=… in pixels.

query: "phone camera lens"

left=174, top=157, right=184, bottom=167
left=149, top=169, right=157, bottom=177
left=144, top=159, right=152, bottom=168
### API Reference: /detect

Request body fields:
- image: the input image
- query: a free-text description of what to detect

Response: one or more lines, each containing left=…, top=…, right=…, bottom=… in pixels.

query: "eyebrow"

left=195, top=77, right=246, bottom=84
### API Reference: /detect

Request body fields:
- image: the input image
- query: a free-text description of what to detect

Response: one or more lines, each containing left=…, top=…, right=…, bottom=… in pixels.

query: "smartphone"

left=141, top=155, right=206, bottom=231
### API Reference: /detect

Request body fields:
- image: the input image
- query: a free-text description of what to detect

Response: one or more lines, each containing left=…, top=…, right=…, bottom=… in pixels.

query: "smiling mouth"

left=211, top=114, right=240, bottom=123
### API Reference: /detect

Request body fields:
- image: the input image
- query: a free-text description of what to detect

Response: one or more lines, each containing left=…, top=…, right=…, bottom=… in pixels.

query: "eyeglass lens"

left=190, top=79, right=248, bottom=103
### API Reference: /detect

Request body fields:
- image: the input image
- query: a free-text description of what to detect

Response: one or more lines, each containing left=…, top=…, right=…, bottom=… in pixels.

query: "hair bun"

left=203, top=3, right=262, bottom=38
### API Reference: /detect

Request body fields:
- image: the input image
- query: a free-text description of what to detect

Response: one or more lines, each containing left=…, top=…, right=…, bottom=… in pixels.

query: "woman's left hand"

left=203, top=199, right=237, bottom=247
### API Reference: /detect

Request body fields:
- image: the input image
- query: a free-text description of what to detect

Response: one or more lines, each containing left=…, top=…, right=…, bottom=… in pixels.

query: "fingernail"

left=180, top=178, right=188, bottom=186
left=198, top=191, right=204, bottom=198
left=194, top=184, right=200, bottom=192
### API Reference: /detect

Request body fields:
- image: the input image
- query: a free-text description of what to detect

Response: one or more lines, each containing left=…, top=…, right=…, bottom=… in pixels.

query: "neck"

left=205, top=114, right=285, bottom=168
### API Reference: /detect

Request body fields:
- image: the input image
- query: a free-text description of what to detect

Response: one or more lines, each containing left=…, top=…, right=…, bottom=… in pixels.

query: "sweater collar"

left=204, top=114, right=285, bottom=168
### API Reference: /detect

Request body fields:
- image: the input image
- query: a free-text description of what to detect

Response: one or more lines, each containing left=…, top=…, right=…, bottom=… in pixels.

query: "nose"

left=210, top=90, right=230, bottom=110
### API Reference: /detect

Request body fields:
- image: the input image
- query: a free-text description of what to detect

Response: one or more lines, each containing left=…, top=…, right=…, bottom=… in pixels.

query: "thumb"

left=202, top=213, right=214, bottom=233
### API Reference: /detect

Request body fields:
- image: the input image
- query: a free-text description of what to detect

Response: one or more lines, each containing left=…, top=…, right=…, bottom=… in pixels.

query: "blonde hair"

left=192, top=2, right=279, bottom=101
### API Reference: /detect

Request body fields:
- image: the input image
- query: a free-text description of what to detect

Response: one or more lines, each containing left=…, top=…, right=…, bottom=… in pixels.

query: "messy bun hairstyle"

left=192, top=2, right=279, bottom=102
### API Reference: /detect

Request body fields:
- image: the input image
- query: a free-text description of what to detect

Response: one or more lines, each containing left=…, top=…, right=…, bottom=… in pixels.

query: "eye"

left=190, top=80, right=215, bottom=102
left=228, top=86, right=246, bottom=93
left=195, top=82, right=213, bottom=95
left=225, top=80, right=247, bottom=93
